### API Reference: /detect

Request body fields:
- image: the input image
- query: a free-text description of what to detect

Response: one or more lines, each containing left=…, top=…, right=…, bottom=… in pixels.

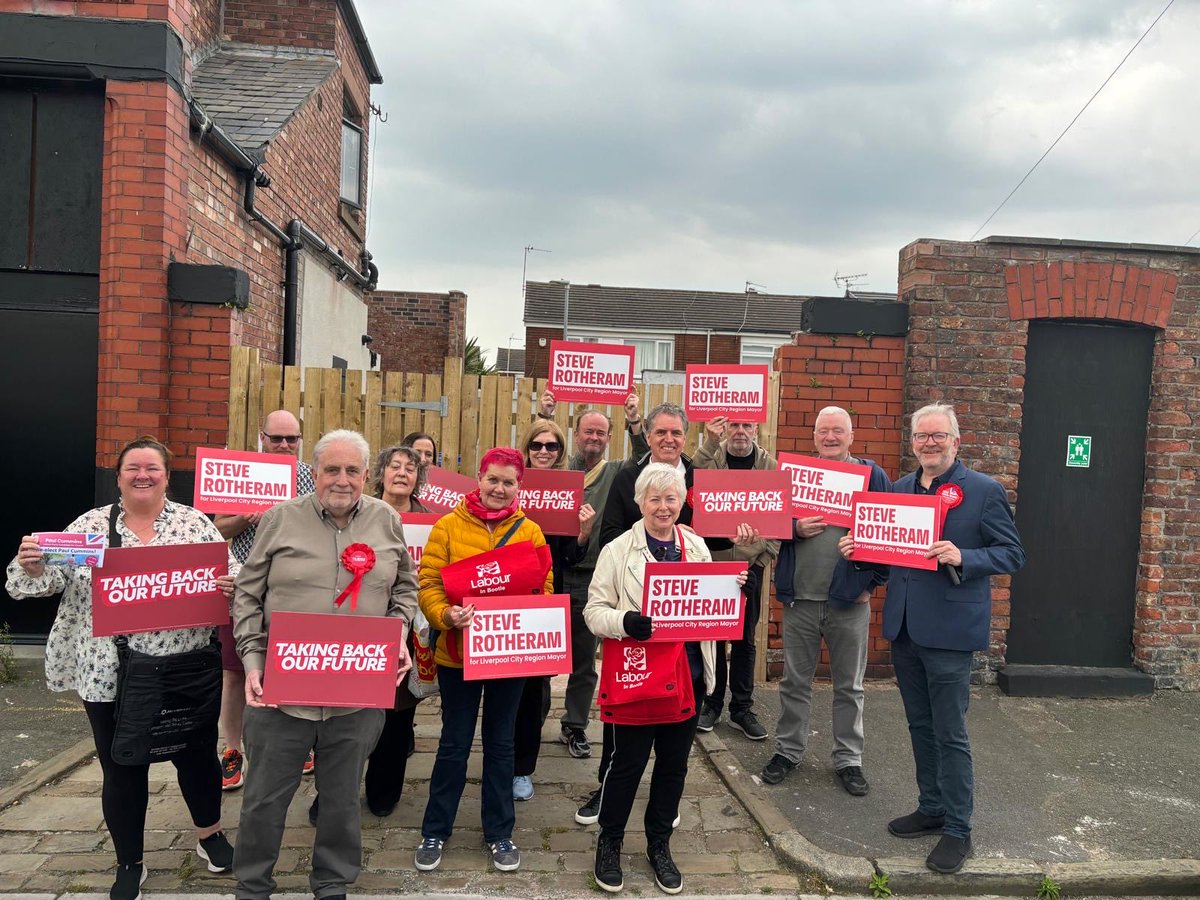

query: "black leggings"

left=83, top=701, right=222, bottom=865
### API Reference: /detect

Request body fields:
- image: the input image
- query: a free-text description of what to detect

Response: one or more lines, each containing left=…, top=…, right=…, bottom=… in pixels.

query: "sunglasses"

left=262, top=433, right=301, bottom=444
left=529, top=440, right=561, bottom=453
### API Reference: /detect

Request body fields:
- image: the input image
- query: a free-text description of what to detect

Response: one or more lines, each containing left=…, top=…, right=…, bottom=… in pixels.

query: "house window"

left=340, top=120, right=363, bottom=206
left=740, top=341, right=779, bottom=368
left=628, top=338, right=674, bottom=375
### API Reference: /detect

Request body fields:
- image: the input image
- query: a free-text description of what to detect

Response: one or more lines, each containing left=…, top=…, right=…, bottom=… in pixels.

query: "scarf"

left=464, top=488, right=520, bottom=522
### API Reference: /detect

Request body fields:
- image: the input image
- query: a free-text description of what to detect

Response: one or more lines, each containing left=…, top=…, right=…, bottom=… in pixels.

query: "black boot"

left=594, top=833, right=623, bottom=892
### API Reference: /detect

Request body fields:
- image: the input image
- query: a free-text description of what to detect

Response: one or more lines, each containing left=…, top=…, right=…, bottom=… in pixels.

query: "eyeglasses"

left=262, top=433, right=301, bottom=444
left=912, top=432, right=952, bottom=444
left=529, top=441, right=561, bottom=453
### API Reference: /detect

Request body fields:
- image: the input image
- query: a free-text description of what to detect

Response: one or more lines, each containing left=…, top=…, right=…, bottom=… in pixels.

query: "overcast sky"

left=355, top=0, right=1195, bottom=359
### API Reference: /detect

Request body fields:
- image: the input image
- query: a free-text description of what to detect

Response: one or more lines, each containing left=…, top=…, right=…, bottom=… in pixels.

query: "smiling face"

left=478, top=463, right=520, bottom=510
left=411, top=438, right=436, bottom=467
left=639, top=486, right=683, bottom=536
left=911, top=411, right=960, bottom=478
left=647, top=413, right=686, bottom=466
left=117, top=448, right=169, bottom=508
left=260, top=410, right=303, bottom=457
left=314, top=440, right=367, bottom=521
left=525, top=425, right=563, bottom=470
left=574, top=412, right=611, bottom=460
left=381, top=451, right=419, bottom=504
left=813, top=411, right=854, bottom=461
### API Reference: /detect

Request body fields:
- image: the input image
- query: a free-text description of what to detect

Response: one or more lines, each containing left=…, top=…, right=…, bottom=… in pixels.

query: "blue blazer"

left=883, top=461, right=1025, bottom=652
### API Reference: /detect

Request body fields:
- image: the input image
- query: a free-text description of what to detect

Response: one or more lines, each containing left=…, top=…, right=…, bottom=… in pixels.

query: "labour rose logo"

left=475, top=559, right=502, bottom=577
left=936, top=483, right=963, bottom=510
left=624, top=646, right=647, bottom=671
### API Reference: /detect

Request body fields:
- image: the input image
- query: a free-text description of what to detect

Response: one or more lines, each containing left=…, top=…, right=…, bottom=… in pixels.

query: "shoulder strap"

left=108, top=503, right=122, bottom=549
left=495, top=517, right=525, bottom=548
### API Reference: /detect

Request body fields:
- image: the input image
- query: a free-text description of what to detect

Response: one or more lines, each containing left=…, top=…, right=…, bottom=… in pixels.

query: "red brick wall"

left=524, top=326, right=563, bottom=378
left=673, top=333, right=740, bottom=368
left=899, top=238, right=1200, bottom=689
left=367, top=290, right=467, bottom=374
left=223, top=0, right=336, bottom=49
left=768, top=334, right=906, bottom=678
left=11, top=0, right=186, bottom=32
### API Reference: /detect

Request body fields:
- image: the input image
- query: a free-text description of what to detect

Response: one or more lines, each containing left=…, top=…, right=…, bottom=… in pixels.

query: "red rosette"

left=935, top=483, right=963, bottom=526
left=334, top=543, right=376, bottom=610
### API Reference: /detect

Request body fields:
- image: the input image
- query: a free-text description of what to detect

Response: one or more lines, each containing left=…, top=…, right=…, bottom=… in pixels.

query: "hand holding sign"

left=796, top=516, right=826, bottom=539
left=16, top=535, right=45, bottom=578
left=395, top=638, right=413, bottom=683
left=925, top=540, right=962, bottom=567
left=443, top=603, right=476, bottom=629
left=578, top=503, right=597, bottom=543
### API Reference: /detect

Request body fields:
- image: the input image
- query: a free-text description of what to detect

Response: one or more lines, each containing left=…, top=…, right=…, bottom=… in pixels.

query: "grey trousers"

left=775, top=599, right=870, bottom=770
left=234, top=706, right=384, bottom=900
left=561, top=570, right=598, bottom=731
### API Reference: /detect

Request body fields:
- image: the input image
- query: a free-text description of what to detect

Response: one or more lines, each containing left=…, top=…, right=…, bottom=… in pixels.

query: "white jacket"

left=585, top=521, right=717, bottom=696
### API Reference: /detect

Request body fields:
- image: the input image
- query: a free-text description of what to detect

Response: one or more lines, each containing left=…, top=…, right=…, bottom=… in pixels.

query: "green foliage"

left=1037, top=875, right=1062, bottom=900
left=809, top=377, right=823, bottom=389
left=464, top=337, right=497, bottom=375
left=869, top=871, right=892, bottom=898
left=0, top=623, right=17, bottom=684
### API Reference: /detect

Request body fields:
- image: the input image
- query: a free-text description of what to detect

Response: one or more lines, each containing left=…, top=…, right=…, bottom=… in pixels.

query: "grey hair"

left=645, top=402, right=688, bottom=433
left=312, top=429, right=371, bottom=469
left=634, top=462, right=687, bottom=506
left=815, top=406, right=853, bottom=429
left=371, top=444, right=428, bottom=499
left=911, top=403, right=960, bottom=439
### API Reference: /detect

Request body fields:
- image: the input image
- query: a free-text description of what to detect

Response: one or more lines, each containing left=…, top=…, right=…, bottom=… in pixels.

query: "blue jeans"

left=420, top=666, right=525, bottom=844
left=890, top=623, right=974, bottom=839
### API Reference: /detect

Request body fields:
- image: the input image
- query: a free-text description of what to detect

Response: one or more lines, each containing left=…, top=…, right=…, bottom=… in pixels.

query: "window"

left=340, top=120, right=362, bottom=206
left=740, top=341, right=781, bottom=367
left=628, top=338, right=673, bottom=375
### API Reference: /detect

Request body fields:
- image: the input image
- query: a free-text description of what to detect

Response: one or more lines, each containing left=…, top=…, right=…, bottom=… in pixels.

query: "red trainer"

left=302, top=750, right=315, bottom=775
left=221, top=747, right=245, bottom=791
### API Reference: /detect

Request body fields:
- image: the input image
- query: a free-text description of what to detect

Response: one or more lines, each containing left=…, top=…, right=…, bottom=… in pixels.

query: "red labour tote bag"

left=439, top=539, right=551, bottom=604
left=598, top=638, right=696, bottom=726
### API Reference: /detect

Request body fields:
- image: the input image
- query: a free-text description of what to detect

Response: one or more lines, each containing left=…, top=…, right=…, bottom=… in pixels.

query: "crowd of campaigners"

left=6, top=393, right=1023, bottom=899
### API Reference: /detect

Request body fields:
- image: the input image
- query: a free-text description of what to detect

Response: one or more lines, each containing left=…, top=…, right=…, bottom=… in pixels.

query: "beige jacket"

left=584, top=521, right=716, bottom=696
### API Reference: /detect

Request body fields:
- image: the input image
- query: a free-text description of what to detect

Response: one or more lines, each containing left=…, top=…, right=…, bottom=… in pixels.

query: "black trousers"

left=513, top=675, right=551, bottom=776
left=363, top=705, right=416, bottom=809
left=84, top=700, right=221, bottom=865
left=596, top=678, right=702, bottom=845
left=706, top=564, right=763, bottom=716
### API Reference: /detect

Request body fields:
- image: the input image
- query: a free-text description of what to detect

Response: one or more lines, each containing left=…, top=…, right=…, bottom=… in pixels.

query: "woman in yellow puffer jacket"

left=414, top=448, right=553, bottom=876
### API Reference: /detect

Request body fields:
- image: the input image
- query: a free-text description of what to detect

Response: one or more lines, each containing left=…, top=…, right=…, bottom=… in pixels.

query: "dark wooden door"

left=1007, top=320, right=1153, bottom=667
left=0, top=79, right=103, bottom=640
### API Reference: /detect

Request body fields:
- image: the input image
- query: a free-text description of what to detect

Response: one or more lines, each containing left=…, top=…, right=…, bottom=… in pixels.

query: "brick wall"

left=524, top=326, right=563, bottom=378
left=367, top=290, right=467, bottom=374
left=223, top=0, right=336, bottom=50
left=899, top=238, right=1200, bottom=689
left=673, top=333, right=740, bottom=368
left=769, top=334, right=906, bottom=678
left=11, top=0, right=186, bottom=33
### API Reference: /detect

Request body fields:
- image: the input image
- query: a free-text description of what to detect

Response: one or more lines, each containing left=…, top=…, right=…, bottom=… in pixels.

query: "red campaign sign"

left=519, top=468, right=584, bottom=536
left=547, top=340, right=636, bottom=404
left=462, top=594, right=571, bottom=681
left=400, top=513, right=441, bottom=569
left=262, top=611, right=405, bottom=708
left=849, top=492, right=943, bottom=571
left=777, top=453, right=872, bottom=528
left=684, top=364, right=769, bottom=422
left=691, top=469, right=792, bottom=539
left=641, top=561, right=746, bottom=642
left=193, top=448, right=296, bottom=515
left=418, top=466, right=478, bottom=514
left=91, top=542, right=230, bottom=637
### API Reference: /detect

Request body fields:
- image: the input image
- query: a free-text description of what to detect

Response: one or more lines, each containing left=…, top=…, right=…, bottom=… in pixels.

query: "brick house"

left=0, top=0, right=384, bottom=640
left=366, top=289, right=467, bottom=374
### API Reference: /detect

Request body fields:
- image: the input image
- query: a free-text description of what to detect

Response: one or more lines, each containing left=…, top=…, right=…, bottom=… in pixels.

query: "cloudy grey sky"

left=355, top=0, right=1195, bottom=358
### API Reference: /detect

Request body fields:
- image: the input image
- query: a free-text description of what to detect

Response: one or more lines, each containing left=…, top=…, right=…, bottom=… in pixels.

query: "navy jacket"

left=884, top=460, right=1025, bottom=652
left=775, top=457, right=891, bottom=608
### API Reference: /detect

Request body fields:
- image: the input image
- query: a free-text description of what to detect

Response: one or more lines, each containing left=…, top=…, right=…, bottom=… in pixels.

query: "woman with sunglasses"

left=510, top=419, right=596, bottom=801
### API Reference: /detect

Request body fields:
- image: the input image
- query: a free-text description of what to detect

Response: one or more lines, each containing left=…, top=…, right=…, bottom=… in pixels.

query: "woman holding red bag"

left=414, top=448, right=553, bottom=875
left=584, top=463, right=748, bottom=895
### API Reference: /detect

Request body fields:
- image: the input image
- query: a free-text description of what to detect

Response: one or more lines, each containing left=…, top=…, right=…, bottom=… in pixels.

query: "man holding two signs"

left=839, top=403, right=1024, bottom=875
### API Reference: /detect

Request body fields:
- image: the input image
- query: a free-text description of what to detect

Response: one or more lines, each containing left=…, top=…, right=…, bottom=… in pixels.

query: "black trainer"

left=560, top=724, right=592, bottom=759
left=196, top=830, right=234, bottom=873
left=110, top=862, right=146, bottom=900
left=575, top=787, right=603, bottom=825
left=926, top=834, right=973, bottom=874
left=696, top=705, right=719, bottom=733
left=729, top=710, right=768, bottom=740
left=594, top=833, right=623, bottom=892
left=645, top=840, right=682, bottom=894
left=888, top=809, right=946, bottom=838
left=835, top=765, right=869, bottom=796
left=760, top=753, right=797, bottom=785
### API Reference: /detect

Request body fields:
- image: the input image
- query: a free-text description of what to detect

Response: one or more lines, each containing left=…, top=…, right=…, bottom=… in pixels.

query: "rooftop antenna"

left=738, top=282, right=766, bottom=334
left=833, top=270, right=868, bottom=297
left=522, top=245, right=552, bottom=302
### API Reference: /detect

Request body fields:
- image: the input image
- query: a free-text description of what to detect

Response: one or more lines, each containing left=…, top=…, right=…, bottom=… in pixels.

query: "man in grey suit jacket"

left=840, top=403, right=1024, bottom=875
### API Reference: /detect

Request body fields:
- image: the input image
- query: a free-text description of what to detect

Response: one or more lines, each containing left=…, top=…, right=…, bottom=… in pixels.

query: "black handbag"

left=107, top=504, right=222, bottom=766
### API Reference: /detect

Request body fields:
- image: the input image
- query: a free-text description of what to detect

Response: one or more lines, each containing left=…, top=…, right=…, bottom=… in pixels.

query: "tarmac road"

left=0, top=659, right=89, bottom=790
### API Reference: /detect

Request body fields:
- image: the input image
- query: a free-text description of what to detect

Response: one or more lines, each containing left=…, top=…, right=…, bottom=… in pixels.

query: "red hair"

left=478, top=446, right=525, bottom=480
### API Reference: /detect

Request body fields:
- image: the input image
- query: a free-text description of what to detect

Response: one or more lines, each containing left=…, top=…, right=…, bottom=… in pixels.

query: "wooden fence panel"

left=422, top=374, right=442, bottom=442
left=459, top=374, right=480, bottom=473
left=244, top=347, right=262, bottom=451
left=282, top=365, right=302, bottom=422
left=302, top=367, right=323, bottom=451
left=478, top=375, right=501, bottom=453
left=228, top=348, right=252, bottom=451
left=381, top=371, right=403, bottom=448
left=442, top=359, right=462, bottom=474
left=402, top=373, right=423, bottom=440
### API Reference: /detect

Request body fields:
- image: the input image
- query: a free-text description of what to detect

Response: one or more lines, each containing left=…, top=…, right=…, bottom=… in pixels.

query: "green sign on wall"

left=1066, top=435, right=1092, bottom=468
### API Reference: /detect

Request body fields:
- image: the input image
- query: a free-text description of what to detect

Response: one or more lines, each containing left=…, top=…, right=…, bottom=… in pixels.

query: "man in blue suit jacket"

left=840, top=403, right=1024, bottom=874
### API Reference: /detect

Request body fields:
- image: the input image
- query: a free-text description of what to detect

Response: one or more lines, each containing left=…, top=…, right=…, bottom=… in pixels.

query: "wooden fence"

left=227, top=347, right=781, bottom=473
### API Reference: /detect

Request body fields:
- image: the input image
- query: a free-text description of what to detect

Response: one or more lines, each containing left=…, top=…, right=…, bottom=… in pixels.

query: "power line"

left=1184, top=226, right=1200, bottom=246
left=969, top=0, right=1174, bottom=241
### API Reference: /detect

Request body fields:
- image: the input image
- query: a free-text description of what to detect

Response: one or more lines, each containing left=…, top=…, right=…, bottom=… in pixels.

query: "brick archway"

left=1004, top=261, right=1176, bottom=327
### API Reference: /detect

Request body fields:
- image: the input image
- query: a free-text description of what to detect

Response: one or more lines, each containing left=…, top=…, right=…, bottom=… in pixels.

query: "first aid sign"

left=193, top=448, right=296, bottom=515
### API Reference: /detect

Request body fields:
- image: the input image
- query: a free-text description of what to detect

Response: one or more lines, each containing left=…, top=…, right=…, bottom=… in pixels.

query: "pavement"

left=0, top=660, right=89, bottom=791
left=1, top=670, right=1198, bottom=898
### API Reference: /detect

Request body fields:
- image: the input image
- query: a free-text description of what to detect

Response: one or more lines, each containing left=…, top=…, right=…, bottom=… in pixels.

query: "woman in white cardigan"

left=584, top=463, right=749, bottom=895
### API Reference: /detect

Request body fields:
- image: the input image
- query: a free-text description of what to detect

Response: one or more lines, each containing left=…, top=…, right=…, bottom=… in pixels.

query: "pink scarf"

left=464, top=488, right=519, bottom=522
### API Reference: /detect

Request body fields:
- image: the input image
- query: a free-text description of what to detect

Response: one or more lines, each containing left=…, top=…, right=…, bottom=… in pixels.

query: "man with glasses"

left=214, top=410, right=316, bottom=790
left=838, top=403, right=1024, bottom=874
left=692, top=416, right=780, bottom=742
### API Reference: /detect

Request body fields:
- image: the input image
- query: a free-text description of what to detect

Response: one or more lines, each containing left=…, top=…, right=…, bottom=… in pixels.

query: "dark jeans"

left=364, top=706, right=416, bottom=810
left=890, top=622, right=974, bottom=839
left=83, top=700, right=221, bottom=866
left=561, top=572, right=598, bottom=730
left=514, top=675, right=551, bottom=776
left=420, top=666, right=525, bottom=844
left=705, top=565, right=762, bottom=716
left=597, top=678, right=702, bottom=845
